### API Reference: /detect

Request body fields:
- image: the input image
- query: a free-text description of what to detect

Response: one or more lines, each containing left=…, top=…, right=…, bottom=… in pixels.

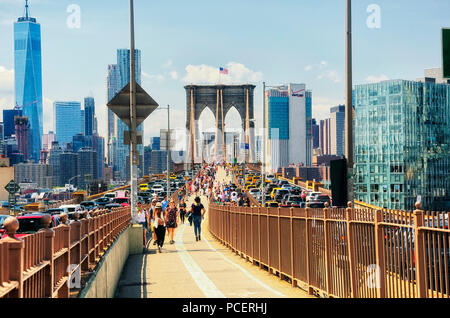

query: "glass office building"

left=114, top=49, right=142, bottom=180
left=54, top=102, right=83, bottom=146
left=14, top=3, right=43, bottom=162
left=84, top=97, right=95, bottom=136
left=354, top=80, right=450, bottom=211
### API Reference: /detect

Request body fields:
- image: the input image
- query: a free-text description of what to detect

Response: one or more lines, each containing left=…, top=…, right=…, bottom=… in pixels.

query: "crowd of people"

left=134, top=163, right=251, bottom=253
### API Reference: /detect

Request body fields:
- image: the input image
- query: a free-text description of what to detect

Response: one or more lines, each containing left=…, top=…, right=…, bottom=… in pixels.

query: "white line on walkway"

left=202, top=231, right=286, bottom=297
left=174, top=224, right=225, bottom=298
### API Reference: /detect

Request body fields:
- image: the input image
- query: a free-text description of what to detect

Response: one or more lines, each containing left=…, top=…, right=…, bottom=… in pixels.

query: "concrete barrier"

left=79, top=224, right=144, bottom=298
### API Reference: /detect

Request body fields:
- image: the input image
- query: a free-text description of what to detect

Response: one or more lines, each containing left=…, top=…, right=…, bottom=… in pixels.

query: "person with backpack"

left=190, top=196, right=206, bottom=241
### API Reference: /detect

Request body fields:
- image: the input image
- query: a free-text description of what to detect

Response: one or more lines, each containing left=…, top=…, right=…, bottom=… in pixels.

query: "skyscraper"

left=84, top=97, right=95, bottom=136
left=311, top=119, right=319, bottom=149
left=107, top=64, right=120, bottom=165
left=330, top=105, right=345, bottom=156
left=319, top=118, right=331, bottom=155
left=3, top=109, right=22, bottom=138
left=14, top=116, right=29, bottom=160
left=77, top=147, right=98, bottom=189
left=265, top=84, right=312, bottom=173
left=114, top=49, right=142, bottom=180
left=54, top=101, right=83, bottom=146
left=354, top=79, right=450, bottom=211
left=14, top=0, right=43, bottom=162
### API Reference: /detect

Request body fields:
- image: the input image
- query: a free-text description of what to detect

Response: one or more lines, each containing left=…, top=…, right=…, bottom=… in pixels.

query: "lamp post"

left=345, top=0, right=354, bottom=202
left=68, top=175, right=80, bottom=191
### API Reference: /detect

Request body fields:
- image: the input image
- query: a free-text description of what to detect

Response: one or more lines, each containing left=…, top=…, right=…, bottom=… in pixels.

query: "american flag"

left=219, top=67, right=228, bottom=75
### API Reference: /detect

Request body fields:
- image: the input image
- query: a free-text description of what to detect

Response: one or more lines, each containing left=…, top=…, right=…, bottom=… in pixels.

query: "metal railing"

left=0, top=206, right=131, bottom=298
left=208, top=202, right=450, bottom=298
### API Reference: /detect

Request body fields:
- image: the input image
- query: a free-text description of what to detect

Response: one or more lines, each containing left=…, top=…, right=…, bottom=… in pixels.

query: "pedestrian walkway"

left=115, top=167, right=314, bottom=298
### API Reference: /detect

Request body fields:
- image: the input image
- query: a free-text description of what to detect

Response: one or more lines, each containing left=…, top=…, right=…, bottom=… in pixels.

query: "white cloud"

left=169, top=71, right=178, bottom=80
left=365, top=74, right=389, bottom=83
left=43, top=97, right=53, bottom=133
left=162, top=59, right=173, bottom=68
left=320, top=61, right=328, bottom=68
left=317, top=70, right=341, bottom=83
left=0, top=66, right=14, bottom=94
left=312, top=96, right=345, bottom=121
left=142, top=71, right=165, bottom=82
left=183, top=62, right=263, bottom=84
left=304, top=65, right=313, bottom=71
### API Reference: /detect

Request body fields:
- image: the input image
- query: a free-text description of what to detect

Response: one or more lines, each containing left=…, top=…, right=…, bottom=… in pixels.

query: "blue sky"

left=0, top=0, right=449, bottom=144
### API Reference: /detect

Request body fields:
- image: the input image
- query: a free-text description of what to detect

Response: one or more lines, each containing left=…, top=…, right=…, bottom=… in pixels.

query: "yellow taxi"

left=139, top=184, right=149, bottom=191
left=270, top=187, right=282, bottom=199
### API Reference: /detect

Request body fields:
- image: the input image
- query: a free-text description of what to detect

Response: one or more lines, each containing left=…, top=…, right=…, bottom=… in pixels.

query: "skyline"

left=0, top=0, right=449, bottom=144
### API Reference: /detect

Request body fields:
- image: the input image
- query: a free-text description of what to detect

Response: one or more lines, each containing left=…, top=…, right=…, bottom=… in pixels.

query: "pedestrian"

left=179, top=197, right=187, bottom=224
left=190, top=196, right=206, bottom=241
left=149, top=199, right=158, bottom=245
left=165, top=198, right=178, bottom=244
left=161, top=195, right=168, bottom=212
left=152, top=202, right=166, bottom=253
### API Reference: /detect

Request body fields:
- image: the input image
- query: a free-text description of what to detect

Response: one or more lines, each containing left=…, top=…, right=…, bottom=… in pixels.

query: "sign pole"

left=129, top=0, right=138, bottom=223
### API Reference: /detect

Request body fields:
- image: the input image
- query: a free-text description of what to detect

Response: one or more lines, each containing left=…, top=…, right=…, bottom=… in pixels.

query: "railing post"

left=290, top=207, right=296, bottom=287
left=374, top=209, right=386, bottom=298
left=277, top=207, right=281, bottom=279
left=323, top=203, right=332, bottom=296
left=2, top=217, right=24, bottom=298
left=42, top=228, right=55, bottom=298
left=305, top=204, right=313, bottom=295
left=346, top=202, right=358, bottom=298
left=413, top=202, right=427, bottom=298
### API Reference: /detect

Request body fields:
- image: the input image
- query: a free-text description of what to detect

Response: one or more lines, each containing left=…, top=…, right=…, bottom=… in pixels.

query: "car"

left=94, top=197, right=111, bottom=206
left=45, top=208, right=65, bottom=215
left=151, top=184, right=164, bottom=193
left=111, top=197, right=130, bottom=207
left=80, top=201, right=98, bottom=211
left=104, top=203, right=123, bottom=211
left=306, top=191, right=322, bottom=202
left=308, top=202, right=325, bottom=208
left=104, top=193, right=116, bottom=200
left=270, top=187, right=282, bottom=199
left=248, top=188, right=261, bottom=200
left=281, top=195, right=303, bottom=208
left=1, top=213, right=60, bottom=238
left=0, top=215, right=11, bottom=235
left=265, top=201, right=279, bottom=208
left=59, top=204, right=82, bottom=213
left=274, top=189, right=290, bottom=202
left=139, top=192, right=153, bottom=204
left=313, top=194, right=331, bottom=205
left=139, top=184, right=149, bottom=192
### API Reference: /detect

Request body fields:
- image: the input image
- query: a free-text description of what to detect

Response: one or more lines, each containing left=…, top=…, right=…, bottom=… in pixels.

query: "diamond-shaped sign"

left=5, top=180, right=20, bottom=194
left=107, top=81, right=159, bottom=128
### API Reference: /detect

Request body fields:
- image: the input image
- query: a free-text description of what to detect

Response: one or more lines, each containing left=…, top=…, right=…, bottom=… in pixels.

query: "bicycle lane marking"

left=174, top=223, right=225, bottom=298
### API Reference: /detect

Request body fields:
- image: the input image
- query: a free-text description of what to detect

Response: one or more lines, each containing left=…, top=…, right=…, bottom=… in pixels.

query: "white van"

left=59, top=204, right=82, bottom=213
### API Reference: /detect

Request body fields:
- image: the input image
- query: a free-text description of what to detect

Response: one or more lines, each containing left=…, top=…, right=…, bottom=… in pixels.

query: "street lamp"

left=68, top=175, right=80, bottom=191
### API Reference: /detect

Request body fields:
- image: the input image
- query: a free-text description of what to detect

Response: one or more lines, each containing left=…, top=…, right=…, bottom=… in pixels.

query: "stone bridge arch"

left=185, top=84, right=256, bottom=164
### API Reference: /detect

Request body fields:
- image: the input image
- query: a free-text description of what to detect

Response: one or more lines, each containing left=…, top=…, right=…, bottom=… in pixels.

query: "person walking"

left=153, top=202, right=166, bottom=253
left=149, top=199, right=158, bottom=245
left=165, top=199, right=178, bottom=244
left=179, top=197, right=187, bottom=224
left=190, top=196, right=206, bottom=241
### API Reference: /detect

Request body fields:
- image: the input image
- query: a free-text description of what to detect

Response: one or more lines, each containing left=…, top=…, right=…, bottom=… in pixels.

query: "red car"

left=112, top=197, right=130, bottom=207
left=1, top=213, right=59, bottom=239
